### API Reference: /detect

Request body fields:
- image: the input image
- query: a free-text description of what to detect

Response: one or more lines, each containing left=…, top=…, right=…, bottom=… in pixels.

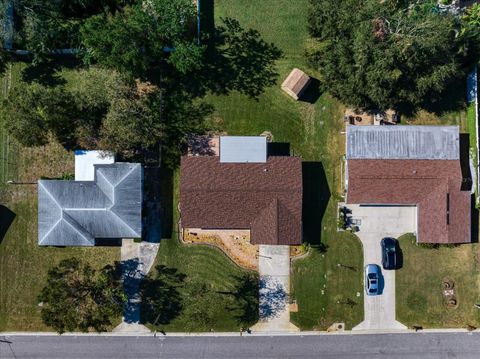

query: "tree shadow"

left=258, top=276, right=287, bottom=320
left=219, top=273, right=259, bottom=327
left=117, top=258, right=144, bottom=324
left=460, top=133, right=473, bottom=191
left=139, top=264, right=186, bottom=326
left=302, top=162, right=330, bottom=249
left=472, top=195, right=479, bottom=243
left=420, top=75, right=467, bottom=115
left=158, top=168, right=174, bottom=239
left=143, top=167, right=163, bottom=243
left=178, top=7, right=283, bottom=99
left=0, top=205, right=15, bottom=245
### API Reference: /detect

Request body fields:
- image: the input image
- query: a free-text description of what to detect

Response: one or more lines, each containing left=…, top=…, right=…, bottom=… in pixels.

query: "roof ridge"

left=62, top=211, right=95, bottom=244
left=109, top=207, right=141, bottom=238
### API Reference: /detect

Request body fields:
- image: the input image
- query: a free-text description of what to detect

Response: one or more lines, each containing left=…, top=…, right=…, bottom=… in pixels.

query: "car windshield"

left=369, top=288, right=376, bottom=293
left=367, top=273, right=377, bottom=279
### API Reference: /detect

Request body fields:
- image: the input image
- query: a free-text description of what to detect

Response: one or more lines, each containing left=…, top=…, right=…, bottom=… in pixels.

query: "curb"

left=2, top=329, right=480, bottom=337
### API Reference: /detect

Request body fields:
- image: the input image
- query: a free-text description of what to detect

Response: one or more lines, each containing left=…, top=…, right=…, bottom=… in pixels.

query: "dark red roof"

left=347, top=159, right=471, bottom=243
left=180, top=156, right=303, bottom=245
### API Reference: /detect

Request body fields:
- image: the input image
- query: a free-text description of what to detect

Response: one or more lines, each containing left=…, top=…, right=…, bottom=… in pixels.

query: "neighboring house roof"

left=219, top=136, right=267, bottom=163
left=346, top=125, right=459, bottom=160
left=180, top=156, right=303, bottom=245
left=38, top=163, right=143, bottom=246
left=346, top=125, right=470, bottom=244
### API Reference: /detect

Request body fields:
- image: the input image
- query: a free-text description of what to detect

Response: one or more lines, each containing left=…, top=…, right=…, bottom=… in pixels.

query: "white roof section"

left=346, top=125, right=460, bottom=160
left=219, top=136, right=267, bottom=163
left=75, top=150, right=115, bottom=181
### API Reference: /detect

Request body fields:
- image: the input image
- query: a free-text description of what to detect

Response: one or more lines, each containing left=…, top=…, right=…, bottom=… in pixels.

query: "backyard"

left=396, top=234, right=480, bottom=328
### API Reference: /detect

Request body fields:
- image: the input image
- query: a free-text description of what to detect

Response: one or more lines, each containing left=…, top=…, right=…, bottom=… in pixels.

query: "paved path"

left=114, top=203, right=161, bottom=333
left=349, top=205, right=415, bottom=331
left=252, top=245, right=299, bottom=332
left=3, top=333, right=480, bottom=358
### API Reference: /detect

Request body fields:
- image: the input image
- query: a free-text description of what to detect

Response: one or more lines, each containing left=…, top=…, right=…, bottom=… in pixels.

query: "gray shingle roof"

left=38, top=163, right=143, bottom=246
left=346, top=125, right=460, bottom=160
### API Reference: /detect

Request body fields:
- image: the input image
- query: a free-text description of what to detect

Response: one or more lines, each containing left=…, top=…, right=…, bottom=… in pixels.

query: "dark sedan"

left=381, top=237, right=397, bottom=270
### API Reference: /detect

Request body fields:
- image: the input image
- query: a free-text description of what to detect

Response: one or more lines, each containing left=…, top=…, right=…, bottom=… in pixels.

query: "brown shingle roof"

left=346, top=159, right=471, bottom=243
left=180, top=156, right=303, bottom=245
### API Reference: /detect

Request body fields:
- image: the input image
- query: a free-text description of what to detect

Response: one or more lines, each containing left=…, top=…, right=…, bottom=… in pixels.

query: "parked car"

left=381, top=237, right=397, bottom=270
left=365, top=264, right=381, bottom=296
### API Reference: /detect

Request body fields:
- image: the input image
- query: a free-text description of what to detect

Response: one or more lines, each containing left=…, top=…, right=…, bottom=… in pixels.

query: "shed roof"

left=219, top=136, right=267, bottom=163
left=38, top=163, right=143, bottom=246
left=180, top=156, right=303, bottom=245
left=346, top=125, right=460, bottom=160
left=281, top=68, right=311, bottom=99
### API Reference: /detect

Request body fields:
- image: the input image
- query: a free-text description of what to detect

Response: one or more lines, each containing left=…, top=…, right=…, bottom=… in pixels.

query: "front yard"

left=396, top=234, right=480, bottom=328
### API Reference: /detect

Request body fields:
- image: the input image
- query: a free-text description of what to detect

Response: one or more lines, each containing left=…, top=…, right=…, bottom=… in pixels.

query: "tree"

left=80, top=0, right=202, bottom=78
left=1, top=82, right=78, bottom=147
left=38, top=258, right=126, bottom=334
left=307, top=0, right=478, bottom=111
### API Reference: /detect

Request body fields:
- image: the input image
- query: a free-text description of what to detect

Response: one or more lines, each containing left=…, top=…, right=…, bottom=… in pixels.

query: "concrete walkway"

left=350, top=205, right=414, bottom=331
left=252, top=245, right=299, bottom=332
left=114, top=203, right=161, bottom=333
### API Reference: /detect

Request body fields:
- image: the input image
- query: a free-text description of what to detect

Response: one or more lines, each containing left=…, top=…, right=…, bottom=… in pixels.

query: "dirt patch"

left=290, top=245, right=307, bottom=258
left=183, top=228, right=259, bottom=270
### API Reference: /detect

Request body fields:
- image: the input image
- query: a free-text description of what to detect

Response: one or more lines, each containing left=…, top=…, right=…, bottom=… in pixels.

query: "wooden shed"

left=281, top=68, right=311, bottom=100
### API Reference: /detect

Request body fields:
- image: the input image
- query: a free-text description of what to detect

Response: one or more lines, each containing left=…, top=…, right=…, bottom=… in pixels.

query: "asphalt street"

left=2, top=332, right=480, bottom=359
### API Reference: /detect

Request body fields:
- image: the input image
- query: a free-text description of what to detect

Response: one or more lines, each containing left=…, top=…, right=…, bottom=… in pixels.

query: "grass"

left=0, top=63, right=120, bottom=331
left=151, top=171, right=256, bottom=332
left=396, top=234, right=480, bottom=329
left=467, top=102, right=478, bottom=205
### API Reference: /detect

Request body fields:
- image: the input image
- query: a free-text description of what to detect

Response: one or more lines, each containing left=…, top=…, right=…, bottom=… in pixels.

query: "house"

left=38, top=151, right=143, bottom=246
left=345, top=125, right=471, bottom=244
left=180, top=136, right=303, bottom=245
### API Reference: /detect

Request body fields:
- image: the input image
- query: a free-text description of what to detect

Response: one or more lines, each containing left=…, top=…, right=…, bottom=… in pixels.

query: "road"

left=2, top=333, right=480, bottom=359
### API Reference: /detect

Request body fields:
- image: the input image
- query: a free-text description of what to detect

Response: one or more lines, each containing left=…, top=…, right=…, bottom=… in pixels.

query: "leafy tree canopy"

left=38, top=258, right=126, bottom=334
left=307, top=0, right=480, bottom=111
left=80, top=0, right=202, bottom=78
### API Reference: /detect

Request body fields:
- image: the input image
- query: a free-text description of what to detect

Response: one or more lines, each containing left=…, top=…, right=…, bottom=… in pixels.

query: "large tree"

left=1, top=81, right=78, bottom=147
left=38, top=258, right=125, bottom=334
left=80, top=0, right=202, bottom=78
left=307, top=0, right=480, bottom=111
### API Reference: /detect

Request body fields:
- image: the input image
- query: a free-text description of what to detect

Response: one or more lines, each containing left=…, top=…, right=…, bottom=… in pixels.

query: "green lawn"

left=396, top=234, right=480, bottom=329
left=151, top=171, right=257, bottom=332
left=0, top=64, right=120, bottom=331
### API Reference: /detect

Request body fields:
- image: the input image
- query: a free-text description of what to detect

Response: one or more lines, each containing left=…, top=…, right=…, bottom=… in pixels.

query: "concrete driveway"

left=350, top=205, right=415, bottom=331
left=252, top=245, right=299, bottom=332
